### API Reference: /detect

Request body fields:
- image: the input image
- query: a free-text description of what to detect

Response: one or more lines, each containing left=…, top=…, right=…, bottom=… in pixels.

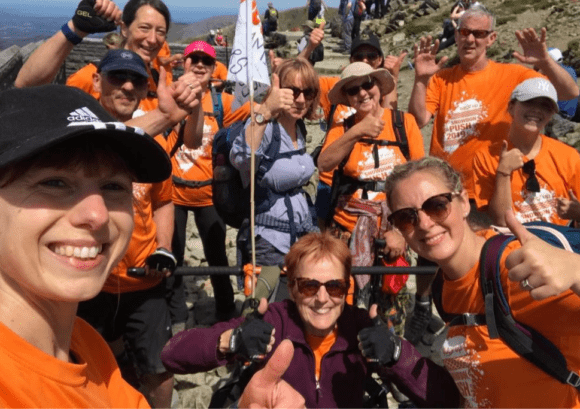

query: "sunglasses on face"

left=345, top=78, right=376, bottom=96
left=457, top=28, right=493, bottom=39
left=352, top=51, right=380, bottom=62
left=291, top=277, right=349, bottom=297
left=285, top=86, right=317, bottom=101
left=522, top=159, right=540, bottom=192
left=188, top=54, right=215, bottom=66
left=387, top=192, right=461, bottom=233
left=103, top=71, right=148, bottom=89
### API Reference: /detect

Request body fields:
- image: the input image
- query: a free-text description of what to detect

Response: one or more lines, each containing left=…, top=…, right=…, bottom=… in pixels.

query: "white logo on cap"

left=121, top=51, right=133, bottom=59
left=67, top=107, right=101, bottom=124
left=537, top=81, right=550, bottom=92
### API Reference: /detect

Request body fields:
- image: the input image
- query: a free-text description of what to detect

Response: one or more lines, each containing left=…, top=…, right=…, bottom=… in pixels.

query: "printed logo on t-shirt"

left=443, top=93, right=488, bottom=154
left=175, top=122, right=213, bottom=172
left=357, top=146, right=402, bottom=181
left=442, top=335, right=491, bottom=408
left=514, top=187, right=557, bottom=223
left=132, top=183, right=148, bottom=202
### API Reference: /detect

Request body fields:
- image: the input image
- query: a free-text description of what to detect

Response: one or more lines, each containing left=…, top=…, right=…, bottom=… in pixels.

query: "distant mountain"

left=167, top=15, right=238, bottom=43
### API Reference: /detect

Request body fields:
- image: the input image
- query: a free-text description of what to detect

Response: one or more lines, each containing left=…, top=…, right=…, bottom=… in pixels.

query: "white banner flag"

left=227, top=0, right=270, bottom=111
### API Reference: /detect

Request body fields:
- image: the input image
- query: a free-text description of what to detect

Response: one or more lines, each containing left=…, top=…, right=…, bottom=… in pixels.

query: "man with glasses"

left=406, top=5, right=579, bottom=346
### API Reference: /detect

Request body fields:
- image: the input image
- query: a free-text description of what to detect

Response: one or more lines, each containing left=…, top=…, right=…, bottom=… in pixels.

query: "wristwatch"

left=254, top=113, right=266, bottom=125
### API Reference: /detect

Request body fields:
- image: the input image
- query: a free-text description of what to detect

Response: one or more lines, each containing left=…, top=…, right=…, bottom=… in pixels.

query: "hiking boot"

left=405, top=295, right=433, bottom=345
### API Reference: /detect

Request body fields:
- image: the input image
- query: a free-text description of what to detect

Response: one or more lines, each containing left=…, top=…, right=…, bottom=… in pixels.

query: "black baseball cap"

left=0, top=84, right=170, bottom=183
left=98, top=49, right=149, bottom=78
left=351, top=33, right=383, bottom=57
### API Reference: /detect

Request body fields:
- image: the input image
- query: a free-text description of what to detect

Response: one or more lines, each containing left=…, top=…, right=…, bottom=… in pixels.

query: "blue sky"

left=2, top=0, right=340, bottom=23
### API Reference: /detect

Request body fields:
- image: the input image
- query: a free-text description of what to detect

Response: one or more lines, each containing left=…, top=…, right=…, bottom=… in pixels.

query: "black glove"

left=72, top=0, right=116, bottom=34
left=229, top=310, right=274, bottom=362
left=145, top=248, right=177, bottom=273
left=358, top=315, right=402, bottom=367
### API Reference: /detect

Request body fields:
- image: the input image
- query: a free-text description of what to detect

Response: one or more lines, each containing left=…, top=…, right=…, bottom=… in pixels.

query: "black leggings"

left=168, top=204, right=235, bottom=321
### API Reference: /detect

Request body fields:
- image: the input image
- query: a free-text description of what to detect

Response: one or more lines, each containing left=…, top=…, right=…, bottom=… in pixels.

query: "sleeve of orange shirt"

left=472, top=144, right=501, bottom=212
left=222, top=93, right=252, bottom=127
left=66, top=63, right=100, bottom=100
left=213, top=61, right=228, bottom=81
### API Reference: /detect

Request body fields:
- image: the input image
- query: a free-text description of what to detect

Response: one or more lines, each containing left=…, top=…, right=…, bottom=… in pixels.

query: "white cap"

left=510, top=77, right=559, bottom=112
left=210, top=29, right=216, bottom=35
left=548, top=47, right=563, bottom=63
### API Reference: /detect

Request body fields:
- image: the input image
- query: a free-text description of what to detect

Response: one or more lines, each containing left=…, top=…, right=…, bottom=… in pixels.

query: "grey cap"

left=510, top=77, right=559, bottom=112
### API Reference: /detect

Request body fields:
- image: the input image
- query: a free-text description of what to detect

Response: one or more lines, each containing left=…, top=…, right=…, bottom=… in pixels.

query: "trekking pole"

left=127, top=265, right=438, bottom=277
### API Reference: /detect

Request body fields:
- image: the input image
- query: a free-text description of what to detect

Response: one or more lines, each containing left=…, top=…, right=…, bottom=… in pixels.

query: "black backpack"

left=212, top=120, right=308, bottom=230
left=432, top=221, right=580, bottom=392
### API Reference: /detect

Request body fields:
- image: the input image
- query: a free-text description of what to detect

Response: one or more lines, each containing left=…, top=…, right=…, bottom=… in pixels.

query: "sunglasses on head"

left=457, top=28, right=493, bottom=39
left=103, top=71, right=148, bottom=89
left=345, top=77, right=375, bottom=96
left=387, top=192, right=461, bottom=233
left=286, top=86, right=317, bottom=101
left=188, top=54, right=215, bottom=66
left=352, top=51, right=380, bottom=62
left=291, top=277, right=349, bottom=297
left=522, top=159, right=540, bottom=192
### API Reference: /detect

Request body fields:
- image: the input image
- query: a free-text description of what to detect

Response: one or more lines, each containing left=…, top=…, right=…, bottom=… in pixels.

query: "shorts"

left=315, top=180, right=332, bottom=222
left=77, top=282, right=172, bottom=375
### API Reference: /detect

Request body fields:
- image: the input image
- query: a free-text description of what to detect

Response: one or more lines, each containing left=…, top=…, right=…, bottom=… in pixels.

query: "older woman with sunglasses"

left=317, top=62, right=424, bottom=304
left=473, top=77, right=580, bottom=227
left=385, top=156, right=580, bottom=407
left=161, top=232, right=460, bottom=408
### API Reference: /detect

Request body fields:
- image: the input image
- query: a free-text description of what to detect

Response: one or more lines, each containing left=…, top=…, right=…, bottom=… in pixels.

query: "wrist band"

left=61, top=23, right=83, bottom=45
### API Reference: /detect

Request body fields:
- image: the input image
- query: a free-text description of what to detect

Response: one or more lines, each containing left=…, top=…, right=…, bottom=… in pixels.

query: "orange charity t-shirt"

left=0, top=318, right=149, bottom=408
left=152, top=41, right=174, bottom=82
left=213, top=61, right=228, bottom=81
left=440, top=229, right=580, bottom=408
left=473, top=135, right=580, bottom=225
left=168, top=89, right=251, bottom=207
left=425, top=60, right=542, bottom=198
left=322, top=109, right=425, bottom=232
left=66, top=62, right=162, bottom=113
left=318, top=76, right=356, bottom=186
left=305, top=327, right=338, bottom=380
left=102, top=135, right=173, bottom=293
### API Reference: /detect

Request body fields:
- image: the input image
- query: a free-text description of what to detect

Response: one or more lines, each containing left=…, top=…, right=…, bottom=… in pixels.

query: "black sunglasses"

left=103, top=71, right=148, bottom=89
left=188, top=54, right=215, bottom=66
left=291, top=277, right=349, bottom=297
left=345, top=77, right=376, bottom=96
left=522, top=160, right=540, bottom=192
left=286, top=86, right=317, bottom=101
left=457, top=28, right=493, bottom=39
left=352, top=51, right=380, bottom=62
left=388, top=192, right=461, bottom=233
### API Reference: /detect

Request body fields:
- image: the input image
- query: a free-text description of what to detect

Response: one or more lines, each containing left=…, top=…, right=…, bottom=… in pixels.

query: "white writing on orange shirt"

left=443, top=93, right=488, bottom=154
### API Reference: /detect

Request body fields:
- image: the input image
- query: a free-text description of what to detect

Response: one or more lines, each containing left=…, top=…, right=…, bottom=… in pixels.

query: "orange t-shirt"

left=318, top=76, right=356, bottom=186
left=322, top=109, right=425, bottom=231
left=102, top=136, right=173, bottom=293
left=425, top=60, right=543, bottom=198
left=0, top=318, right=149, bottom=408
left=152, top=41, right=174, bottom=82
left=305, top=327, right=338, bottom=380
left=473, top=135, right=580, bottom=225
left=440, top=229, right=580, bottom=408
left=213, top=61, right=228, bottom=81
left=168, top=90, right=251, bottom=207
left=66, top=62, right=161, bottom=113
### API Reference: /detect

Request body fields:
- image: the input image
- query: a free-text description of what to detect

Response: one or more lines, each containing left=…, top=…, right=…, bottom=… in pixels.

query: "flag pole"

left=247, top=0, right=257, bottom=300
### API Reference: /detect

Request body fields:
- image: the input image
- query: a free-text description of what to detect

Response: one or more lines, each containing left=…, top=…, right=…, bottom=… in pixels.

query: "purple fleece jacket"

left=161, top=300, right=460, bottom=408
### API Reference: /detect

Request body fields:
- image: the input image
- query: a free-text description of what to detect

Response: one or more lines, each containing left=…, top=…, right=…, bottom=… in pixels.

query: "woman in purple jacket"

left=161, top=232, right=459, bottom=408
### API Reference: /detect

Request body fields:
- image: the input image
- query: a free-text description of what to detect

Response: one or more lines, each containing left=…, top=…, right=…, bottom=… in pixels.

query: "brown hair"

left=284, top=232, right=351, bottom=283
left=275, top=57, right=321, bottom=120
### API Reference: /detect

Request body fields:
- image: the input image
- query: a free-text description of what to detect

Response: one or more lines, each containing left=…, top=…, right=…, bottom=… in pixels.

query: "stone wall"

left=0, top=38, right=232, bottom=90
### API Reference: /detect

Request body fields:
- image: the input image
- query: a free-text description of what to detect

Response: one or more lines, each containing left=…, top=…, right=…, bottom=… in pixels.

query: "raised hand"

left=263, top=73, right=295, bottom=119
left=358, top=304, right=402, bottom=366
left=412, top=36, right=448, bottom=80
left=157, top=66, right=202, bottom=125
left=72, top=0, right=121, bottom=34
left=239, top=339, right=306, bottom=409
left=269, top=50, right=285, bottom=73
left=383, top=229, right=406, bottom=261
left=513, top=27, right=549, bottom=67
left=497, top=140, right=524, bottom=176
left=556, top=189, right=580, bottom=221
left=383, top=50, right=408, bottom=79
left=355, top=104, right=384, bottom=138
left=308, top=21, right=325, bottom=48
left=505, top=210, right=580, bottom=299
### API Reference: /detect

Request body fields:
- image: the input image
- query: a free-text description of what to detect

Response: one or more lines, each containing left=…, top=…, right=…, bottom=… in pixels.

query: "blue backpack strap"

left=480, top=226, right=580, bottom=392
left=211, top=85, right=224, bottom=129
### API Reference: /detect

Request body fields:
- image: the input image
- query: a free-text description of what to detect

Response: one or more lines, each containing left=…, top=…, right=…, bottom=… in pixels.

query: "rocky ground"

left=170, top=0, right=580, bottom=406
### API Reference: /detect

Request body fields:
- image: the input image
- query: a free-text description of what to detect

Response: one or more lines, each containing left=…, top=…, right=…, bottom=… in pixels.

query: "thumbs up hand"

left=497, top=140, right=524, bottom=177
left=261, top=73, right=294, bottom=120
left=355, top=105, right=385, bottom=139
left=357, top=305, right=402, bottom=366
left=505, top=210, right=580, bottom=299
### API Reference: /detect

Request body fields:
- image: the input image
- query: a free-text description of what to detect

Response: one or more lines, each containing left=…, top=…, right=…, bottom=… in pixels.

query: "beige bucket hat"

left=328, top=62, right=395, bottom=106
